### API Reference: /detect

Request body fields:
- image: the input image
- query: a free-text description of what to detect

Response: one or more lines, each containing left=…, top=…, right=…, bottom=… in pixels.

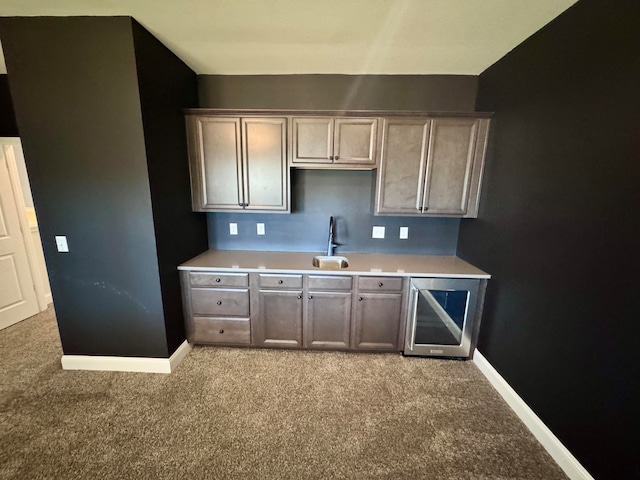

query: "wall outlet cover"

left=257, top=223, right=265, bottom=235
left=372, top=226, right=385, bottom=239
left=229, top=223, right=238, bottom=235
left=400, top=226, right=409, bottom=239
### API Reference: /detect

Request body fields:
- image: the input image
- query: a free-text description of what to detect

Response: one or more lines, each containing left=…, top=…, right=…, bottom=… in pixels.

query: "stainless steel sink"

left=312, top=255, right=349, bottom=270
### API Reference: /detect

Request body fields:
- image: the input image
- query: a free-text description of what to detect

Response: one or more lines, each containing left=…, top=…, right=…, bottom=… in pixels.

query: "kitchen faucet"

left=327, top=216, right=340, bottom=256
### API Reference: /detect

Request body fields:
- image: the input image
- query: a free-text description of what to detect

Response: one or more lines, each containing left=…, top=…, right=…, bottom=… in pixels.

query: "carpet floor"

left=0, top=307, right=567, bottom=480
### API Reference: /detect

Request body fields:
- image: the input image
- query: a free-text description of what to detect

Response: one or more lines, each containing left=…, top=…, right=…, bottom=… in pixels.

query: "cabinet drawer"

left=191, top=288, right=250, bottom=316
left=358, top=276, right=403, bottom=292
left=192, top=317, right=251, bottom=345
left=189, top=272, right=248, bottom=288
left=308, top=275, right=353, bottom=291
left=259, top=274, right=303, bottom=289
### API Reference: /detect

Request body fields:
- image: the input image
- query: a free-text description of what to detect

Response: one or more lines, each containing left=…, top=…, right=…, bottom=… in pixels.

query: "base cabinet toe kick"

left=180, top=270, right=487, bottom=359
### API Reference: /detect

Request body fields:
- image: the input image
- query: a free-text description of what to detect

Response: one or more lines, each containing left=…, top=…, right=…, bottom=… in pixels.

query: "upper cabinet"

left=375, top=117, right=490, bottom=218
left=291, top=117, right=377, bottom=168
left=186, top=115, right=289, bottom=213
left=185, top=110, right=490, bottom=217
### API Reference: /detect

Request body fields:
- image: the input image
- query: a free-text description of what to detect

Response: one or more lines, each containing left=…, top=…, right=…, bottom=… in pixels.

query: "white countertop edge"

left=177, top=265, right=490, bottom=279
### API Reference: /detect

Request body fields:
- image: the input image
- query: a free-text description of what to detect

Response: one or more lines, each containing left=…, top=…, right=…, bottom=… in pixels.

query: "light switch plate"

left=55, top=235, right=69, bottom=252
left=257, top=223, right=265, bottom=235
left=372, top=226, right=385, bottom=239
left=399, top=227, right=409, bottom=239
left=229, top=223, right=238, bottom=235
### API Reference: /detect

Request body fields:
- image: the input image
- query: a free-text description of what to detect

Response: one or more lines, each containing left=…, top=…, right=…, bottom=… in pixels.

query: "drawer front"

left=191, top=288, right=250, bottom=316
left=190, top=272, right=248, bottom=288
left=308, top=275, right=353, bottom=291
left=192, top=317, right=251, bottom=344
left=259, top=274, right=303, bottom=289
left=358, top=276, right=403, bottom=292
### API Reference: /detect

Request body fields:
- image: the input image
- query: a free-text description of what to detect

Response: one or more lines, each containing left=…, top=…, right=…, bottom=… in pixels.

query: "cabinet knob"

left=215, top=278, right=221, bottom=283
left=334, top=155, right=339, bottom=160
left=308, top=295, right=313, bottom=299
left=278, top=279, right=283, bottom=284
left=297, top=295, right=302, bottom=299
left=378, top=282, right=384, bottom=287
left=358, top=297, right=363, bottom=301
left=217, top=301, right=222, bottom=305
left=329, top=155, right=334, bottom=160
left=219, top=329, right=224, bottom=334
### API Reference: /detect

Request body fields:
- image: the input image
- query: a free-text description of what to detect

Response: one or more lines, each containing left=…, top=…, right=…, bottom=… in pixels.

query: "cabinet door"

left=334, top=118, right=377, bottom=166
left=242, top=118, right=288, bottom=211
left=353, top=293, right=403, bottom=350
left=254, top=290, right=303, bottom=348
left=375, top=119, right=430, bottom=214
left=188, top=116, right=243, bottom=211
left=304, top=292, right=352, bottom=349
left=422, top=118, right=480, bottom=216
left=291, top=117, right=333, bottom=164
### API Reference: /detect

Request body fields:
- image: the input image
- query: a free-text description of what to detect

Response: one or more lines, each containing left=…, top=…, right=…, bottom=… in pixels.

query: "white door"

left=0, top=143, right=39, bottom=330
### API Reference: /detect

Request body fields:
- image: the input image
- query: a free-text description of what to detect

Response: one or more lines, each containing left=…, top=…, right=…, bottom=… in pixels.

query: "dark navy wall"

left=199, top=74, right=477, bottom=111
left=199, top=74, right=477, bottom=254
left=0, top=74, right=18, bottom=136
left=131, top=20, right=208, bottom=354
left=457, top=1, right=640, bottom=478
left=0, top=17, right=206, bottom=358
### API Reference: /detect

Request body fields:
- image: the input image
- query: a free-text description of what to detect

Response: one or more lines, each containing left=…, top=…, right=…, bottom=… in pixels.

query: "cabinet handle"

left=215, top=278, right=221, bottom=283
left=219, top=329, right=224, bottom=334
left=358, top=297, right=363, bottom=301
left=334, top=155, right=339, bottom=160
left=216, top=301, right=222, bottom=305
left=378, top=282, right=384, bottom=287
left=278, top=279, right=283, bottom=284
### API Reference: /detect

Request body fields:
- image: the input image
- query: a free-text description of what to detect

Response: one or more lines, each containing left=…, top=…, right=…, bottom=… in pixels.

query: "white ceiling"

left=0, top=0, right=577, bottom=75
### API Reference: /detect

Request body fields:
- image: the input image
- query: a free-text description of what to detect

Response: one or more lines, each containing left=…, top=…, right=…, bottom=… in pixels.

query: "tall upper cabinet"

left=186, top=115, right=289, bottom=212
left=375, top=117, right=490, bottom=218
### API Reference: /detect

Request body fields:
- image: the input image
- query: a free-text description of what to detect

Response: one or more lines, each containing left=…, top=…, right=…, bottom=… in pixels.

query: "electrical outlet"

left=372, top=226, right=385, bottom=239
left=399, top=227, right=409, bottom=239
left=229, top=223, right=238, bottom=235
left=55, top=235, right=69, bottom=252
left=257, top=223, right=265, bottom=235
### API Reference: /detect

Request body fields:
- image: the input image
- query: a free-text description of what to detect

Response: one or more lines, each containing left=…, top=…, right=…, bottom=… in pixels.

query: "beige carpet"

left=0, top=307, right=567, bottom=480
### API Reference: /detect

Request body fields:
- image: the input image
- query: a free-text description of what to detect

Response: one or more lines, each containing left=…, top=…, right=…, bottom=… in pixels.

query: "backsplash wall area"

left=199, top=74, right=476, bottom=255
left=208, top=169, right=460, bottom=254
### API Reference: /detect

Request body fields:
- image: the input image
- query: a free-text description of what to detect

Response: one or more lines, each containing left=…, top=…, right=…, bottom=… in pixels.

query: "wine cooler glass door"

left=405, top=278, right=480, bottom=358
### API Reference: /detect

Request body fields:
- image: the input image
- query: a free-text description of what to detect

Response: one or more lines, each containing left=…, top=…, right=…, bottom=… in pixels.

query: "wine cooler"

left=404, top=277, right=485, bottom=359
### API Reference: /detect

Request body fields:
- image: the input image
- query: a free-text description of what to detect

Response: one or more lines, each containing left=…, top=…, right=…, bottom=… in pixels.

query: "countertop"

left=179, top=250, right=490, bottom=279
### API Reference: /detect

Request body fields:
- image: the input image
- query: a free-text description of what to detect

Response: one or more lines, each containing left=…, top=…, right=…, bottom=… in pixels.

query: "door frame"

left=1, top=137, right=50, bottom=313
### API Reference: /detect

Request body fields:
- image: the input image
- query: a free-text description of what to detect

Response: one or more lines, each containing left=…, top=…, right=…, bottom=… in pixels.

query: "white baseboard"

left=473, top=350, right=594, bottom=480
left=61, top=340, right=192, bottom=374
left=45, top=293, right=53, bottom=305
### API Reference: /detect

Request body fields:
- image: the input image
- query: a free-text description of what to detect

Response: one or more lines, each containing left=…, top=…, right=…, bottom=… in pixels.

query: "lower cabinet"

left=254, top=289, right=303, bottom=348
left=181, top=271, right=251, bottom=345
left=181, top=271, right=406, bottom=352
left=305, top=291, right=352, bottom=349
left=352, top=277, right=405, bottom=351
